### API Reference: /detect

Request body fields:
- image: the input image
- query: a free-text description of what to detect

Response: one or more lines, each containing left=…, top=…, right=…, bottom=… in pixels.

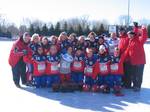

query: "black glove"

left=133, top=22, right=138, bottom=27
left=22, top=49, right=28, bottom=55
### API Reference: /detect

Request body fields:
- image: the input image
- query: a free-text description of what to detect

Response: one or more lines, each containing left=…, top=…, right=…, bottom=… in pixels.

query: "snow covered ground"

left=0, top=41, right=150, bottom=112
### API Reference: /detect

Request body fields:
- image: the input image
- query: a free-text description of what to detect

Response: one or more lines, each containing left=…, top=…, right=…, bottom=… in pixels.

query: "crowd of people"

left=8, top=22, right=148, bottom=96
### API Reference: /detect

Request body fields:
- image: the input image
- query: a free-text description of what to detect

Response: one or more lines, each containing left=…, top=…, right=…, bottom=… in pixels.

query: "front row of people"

left=24, top=44, right=125, bottom=96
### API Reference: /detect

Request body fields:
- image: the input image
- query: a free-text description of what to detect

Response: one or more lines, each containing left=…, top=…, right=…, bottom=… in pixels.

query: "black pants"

left=123, top=62, right=132, bottom=88
left=131, top=64, right=145, bottom=88
left=11, top=59, right=26, bottom=85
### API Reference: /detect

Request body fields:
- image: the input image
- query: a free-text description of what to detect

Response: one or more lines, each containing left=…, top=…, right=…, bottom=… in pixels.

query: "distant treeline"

left=0, top=17, right=150, bottom=38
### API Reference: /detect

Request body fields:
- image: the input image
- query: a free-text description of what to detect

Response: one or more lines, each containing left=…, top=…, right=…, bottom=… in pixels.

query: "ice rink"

left=0, top=41, right=150, bottom=112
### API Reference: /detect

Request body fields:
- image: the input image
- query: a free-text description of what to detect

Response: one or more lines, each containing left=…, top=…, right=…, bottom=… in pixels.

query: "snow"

left=0, top=41, right=150, bottom=112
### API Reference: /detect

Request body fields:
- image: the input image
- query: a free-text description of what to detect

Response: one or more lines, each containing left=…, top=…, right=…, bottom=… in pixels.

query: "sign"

left=109, top=25, right=117, bottom=33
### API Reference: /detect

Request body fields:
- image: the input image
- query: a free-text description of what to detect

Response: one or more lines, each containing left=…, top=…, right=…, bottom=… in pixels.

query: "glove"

left=22, top=49, right=28, bottom=55
left=133, top=22, right=138, bottom=27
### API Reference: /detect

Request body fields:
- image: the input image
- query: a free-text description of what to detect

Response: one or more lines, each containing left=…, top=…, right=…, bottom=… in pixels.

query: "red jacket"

left=8, top=37, right=29, bottom=67
left=110, top=54, right=125, bottom=75
left=45, top=55, right=60, bottom=75
left=31, top=54, right=46, bottom=76
left=124, top=27, right=147, bottom=65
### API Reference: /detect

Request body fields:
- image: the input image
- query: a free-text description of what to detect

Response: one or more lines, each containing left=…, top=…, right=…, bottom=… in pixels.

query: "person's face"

left=69, top=35, right=75, bottom=42
left=87, top=51, right=93, bottom=58
left=76, top=50, right=82, bottom=56
left=114, top=50, right=120, bottom=57
left=61, top=35, right=67, bottom=41
left=111, top=33, right=116, bottom=39
left=38, top=47, right=43, bottom=55
left=89, top=36, right=95, bottom=42
left=50, top=46, right=57, bottom=55
left=67, top=47, right=73, bottom=54
left=128, top=34, right=134, bottom=39
left=79, top=37, right=84, bottom=43
left=24, top=35, right=31, bottom=43
left=119, top=31, right=125, bottom=36
left=99, top=38, right=104, bottom=44
left=42, top=38, right=48, bottom=45
left=52, top=37, right=57, bottom=43
left=99, top=49, right=105, bottom=54
left=33, top=37, right=39, bottom=43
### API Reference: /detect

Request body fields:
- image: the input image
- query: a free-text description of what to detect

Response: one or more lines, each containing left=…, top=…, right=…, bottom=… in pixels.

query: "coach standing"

left=125, top=23, right=147, bottom=92
left=8, top=32, right=31, bottom=88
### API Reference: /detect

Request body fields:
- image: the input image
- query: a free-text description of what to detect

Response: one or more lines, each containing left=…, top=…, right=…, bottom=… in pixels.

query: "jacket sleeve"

left=119, top=52, right=126, bottom=64
left=23, top=54, right=32, bottom=63
left=120, top=46, right=130, bottom=63
left=139, top=26, right=148, bottom=44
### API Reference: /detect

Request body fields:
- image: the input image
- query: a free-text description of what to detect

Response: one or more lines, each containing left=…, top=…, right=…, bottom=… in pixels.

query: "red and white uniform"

left=84, top=55, right=97, bottom=78
left=71, top=55, right=85, bottom=72
left=110, top=55, right=125, bottom=75
left=46, top=55, right=60, bottom=75
left=95, top=54, right=111, bottom=76
left=31, top=54, right=46, bottom=76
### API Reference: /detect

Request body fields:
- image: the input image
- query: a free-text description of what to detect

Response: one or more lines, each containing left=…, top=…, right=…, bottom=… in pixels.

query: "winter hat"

left=99, top=45, right=106, bottom=52
left=60, top=32, right=67, bottom=36
left=31, top=33, right=39, bottom=41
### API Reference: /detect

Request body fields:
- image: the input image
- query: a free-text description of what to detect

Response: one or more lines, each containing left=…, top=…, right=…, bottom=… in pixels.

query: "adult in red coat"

left=8, top=32, right=31, bottom=87
left=118, top=27, right=131, bottom=88
left=118, top=27, right=129, bottom=55
left=124, top=25, right=147, bottom=91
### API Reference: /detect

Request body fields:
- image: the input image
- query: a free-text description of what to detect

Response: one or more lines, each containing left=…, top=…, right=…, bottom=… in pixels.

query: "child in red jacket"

left=110, top=47, right=125, bottom=96
left=31, top=45, right=46, bottom=88
left=46, top=45, right=60, bottom=87
left=71, top=47, right=85, bottom=85
left=95, top=45, right=111, bottom=93
left=23, top=33, right=40, bottom=85
left=83, top=48, right=97, bottom=92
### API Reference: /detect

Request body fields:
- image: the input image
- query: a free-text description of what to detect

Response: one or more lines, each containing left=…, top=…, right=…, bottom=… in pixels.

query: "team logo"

left=79, top=57, right=82, bottom=60
left=104, top=58, right=108, bottom=61
left=116, top=58, right=119, bottom=62
left=89, top=61, right=93, bottom=65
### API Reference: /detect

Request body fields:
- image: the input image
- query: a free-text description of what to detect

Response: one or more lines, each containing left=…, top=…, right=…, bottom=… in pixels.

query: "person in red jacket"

left=31, top=45, right=46, bottom=88
left=71, top=47, right=85, bottom=85
left=46, top=45, right=60, bottom=87
left=110, top=47, right=125, bottom=95
left=94, top=45, right=111, bottom=93
left=124, top=24, right=147, bottom=92
left=8, top=32, right=31, bottom=88
left=83, top=48, right=97, bottom=92
left=118, top=27, right=131, bottom=88
left=23, top=33, right=40, bottom=86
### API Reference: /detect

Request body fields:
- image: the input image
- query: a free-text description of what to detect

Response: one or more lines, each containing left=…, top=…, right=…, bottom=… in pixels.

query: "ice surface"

left=0, top=41, right=149, bottom=112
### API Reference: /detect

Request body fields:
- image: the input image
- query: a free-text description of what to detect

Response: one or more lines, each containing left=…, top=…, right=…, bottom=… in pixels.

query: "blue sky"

left=0, top=0, right=150, bottom=26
